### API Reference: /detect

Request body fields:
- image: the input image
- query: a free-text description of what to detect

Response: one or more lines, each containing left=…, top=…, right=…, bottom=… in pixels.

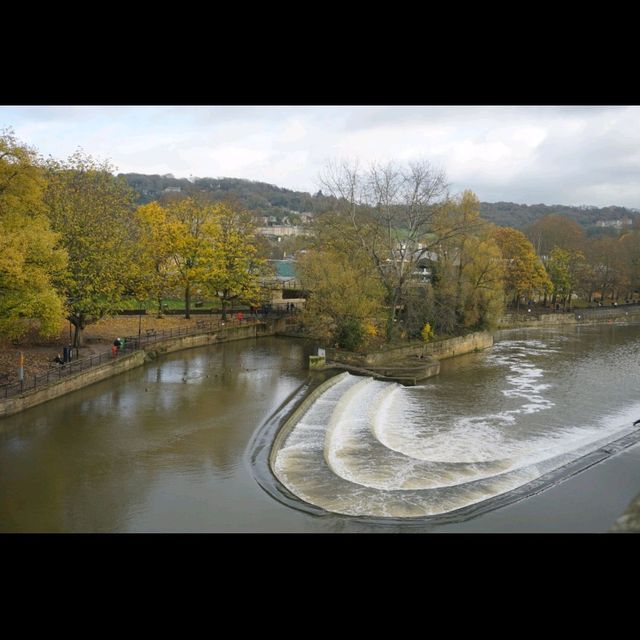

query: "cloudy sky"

left=1, top=105, right=639, bottom=208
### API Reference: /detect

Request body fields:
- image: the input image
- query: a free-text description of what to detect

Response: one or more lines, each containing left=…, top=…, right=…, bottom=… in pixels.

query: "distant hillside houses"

left=595, top=218, right=632, bottom=228
left=118, top=173, right=640, bottom=234
left=255, top=225, right=311, bottom=238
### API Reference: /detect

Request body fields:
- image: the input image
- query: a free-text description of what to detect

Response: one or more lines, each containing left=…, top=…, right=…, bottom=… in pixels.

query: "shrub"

left=421, top=322, right=435, bottom=343
left=336, top=318, right=364, bottom=351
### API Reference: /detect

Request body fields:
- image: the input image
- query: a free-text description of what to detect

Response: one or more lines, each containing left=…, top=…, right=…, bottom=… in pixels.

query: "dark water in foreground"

left=1, top=327, right=640, bottom=532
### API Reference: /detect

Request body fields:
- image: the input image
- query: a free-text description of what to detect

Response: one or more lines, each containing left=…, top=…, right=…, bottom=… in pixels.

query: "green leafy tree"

left=0, top=130, right=67, bottom=339
left=546, top=248, right=587, bottom=309
left=44, top=151, right=138, bottom=347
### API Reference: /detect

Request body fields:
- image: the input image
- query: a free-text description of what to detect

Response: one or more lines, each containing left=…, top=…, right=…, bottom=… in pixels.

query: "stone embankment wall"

left=500, top=306, right=640, bottom=328
left=0, top=319, right=288, bottom=421
left=325, top=331, right=493, bottom=368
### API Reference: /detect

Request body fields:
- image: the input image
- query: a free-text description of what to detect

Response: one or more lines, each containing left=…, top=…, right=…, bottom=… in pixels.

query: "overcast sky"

left=2, top=105, right=639, bottom=208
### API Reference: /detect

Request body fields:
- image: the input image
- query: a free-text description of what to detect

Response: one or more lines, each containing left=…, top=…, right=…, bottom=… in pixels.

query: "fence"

left=0, top=311, right=297, bottom=401
left=1, top=349, right=117, bottom=400
left=574, top=304, right=640, bottom=320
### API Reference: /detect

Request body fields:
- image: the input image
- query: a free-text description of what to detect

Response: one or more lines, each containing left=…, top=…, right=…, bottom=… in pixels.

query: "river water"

left=1, top=326, right=640, bottom=532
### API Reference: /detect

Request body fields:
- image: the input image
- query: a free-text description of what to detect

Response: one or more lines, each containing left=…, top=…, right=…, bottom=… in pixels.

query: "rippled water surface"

left=274, top=324, right=640, bottom=520
left=1, top=326, right=640, bottom=532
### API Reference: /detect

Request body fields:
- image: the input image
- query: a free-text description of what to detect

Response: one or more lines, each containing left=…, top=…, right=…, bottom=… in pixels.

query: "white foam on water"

left=373, top=338, right=560, bottom=464
left=272, top=338, right=640, bottom=518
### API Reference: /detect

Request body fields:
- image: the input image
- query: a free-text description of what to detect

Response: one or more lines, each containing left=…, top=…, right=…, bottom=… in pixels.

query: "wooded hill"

left=119, top=173, right=337, bottom=224
left=119, top=173, right=639, bottom=231
left=479, top=201, right=639, bottom=231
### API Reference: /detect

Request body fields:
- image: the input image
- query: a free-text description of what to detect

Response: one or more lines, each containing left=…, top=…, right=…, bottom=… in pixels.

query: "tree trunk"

left=386, top=287, right=401, bottom=341
left=221, top=296, right=227, bottom=321
left=72, top=321, right=84, bottom=348
left=185, top=282, right=191, bottom=319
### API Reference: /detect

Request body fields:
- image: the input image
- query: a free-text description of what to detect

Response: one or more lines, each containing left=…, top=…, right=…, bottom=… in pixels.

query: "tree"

left=491, top=226, right=551, bottom=309
left=44, top=151, right=138, bottom=347
left=584, top=235, right=628, bottom=303
left=204, top=202, right=265, bottom=319
left=133, top=202, right=180, bottom=315
left=617, top=231, right=640, bottom=301
left=0, top=130, right=67, bottom=339
left=297, top=245, right=384, bottom=349
left=319, top=159, right=457, bottom=339
left=163, top=195, right=219, bottom=319
left=546, top=248, right=588, bottom=309
left=526, top=214, right=586, bottom=257
left=409, top=193, right=504, bottom=335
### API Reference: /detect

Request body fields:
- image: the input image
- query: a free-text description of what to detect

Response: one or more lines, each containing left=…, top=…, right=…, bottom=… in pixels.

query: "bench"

left=146, top=329, right=158, bottom=337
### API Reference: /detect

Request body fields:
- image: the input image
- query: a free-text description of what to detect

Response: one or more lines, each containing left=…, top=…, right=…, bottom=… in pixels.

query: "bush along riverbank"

left=319, top=305, right=640, bottom=385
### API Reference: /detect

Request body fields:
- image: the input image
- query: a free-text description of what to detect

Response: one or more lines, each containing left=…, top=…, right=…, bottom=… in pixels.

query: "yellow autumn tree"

left=298, top=212, right=385, bottom=350
left=133, top=201, right=181, bottom=314
left=430, top=192, right=505, bottom=331
left=203, top=202, right=265, bottom=319
left=491, top=226, right=551, bottom=309
left=164, top=195, right=218, bottom=319
left=0, top=129, right=67, bottom=339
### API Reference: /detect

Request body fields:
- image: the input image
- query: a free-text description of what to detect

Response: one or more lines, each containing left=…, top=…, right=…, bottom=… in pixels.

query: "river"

left=1, top=326, right=640, bottom=532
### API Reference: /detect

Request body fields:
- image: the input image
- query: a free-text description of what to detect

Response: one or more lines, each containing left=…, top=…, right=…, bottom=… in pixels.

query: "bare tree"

left=319, top=158, right=456, bottom=337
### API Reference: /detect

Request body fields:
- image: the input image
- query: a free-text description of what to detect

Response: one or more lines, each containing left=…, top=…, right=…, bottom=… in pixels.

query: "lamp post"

left=138, top=301, right=143, bottom=348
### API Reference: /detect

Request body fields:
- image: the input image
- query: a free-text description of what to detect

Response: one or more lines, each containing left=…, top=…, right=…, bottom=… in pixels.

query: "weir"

left=270, top=330, right=640, bottom=519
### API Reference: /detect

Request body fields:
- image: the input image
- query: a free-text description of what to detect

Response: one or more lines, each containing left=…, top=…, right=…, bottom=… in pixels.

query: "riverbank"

left=324, top=332, right=493, bottom=384
left=1, top=327, right=639, bottom=531
left=263, top=323, right=640, bottom=528
left=499, top=304, right=640, bottom=328
left=0, top=318, right=288, bottom=421
left=0, top=315, right=211, bottom=386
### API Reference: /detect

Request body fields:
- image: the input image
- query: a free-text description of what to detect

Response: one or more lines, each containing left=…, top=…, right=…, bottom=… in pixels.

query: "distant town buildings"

left=595, top=218, right=632, bottom=228
left=255, top=225, right=311, bottom=238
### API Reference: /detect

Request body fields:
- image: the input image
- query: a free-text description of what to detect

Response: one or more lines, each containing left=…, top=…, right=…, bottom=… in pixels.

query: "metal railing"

left=574, top=303, right=640, bottom=320
left=0, top=311, right=298, bottom=401
left=1, top=349, right=117, bottom=400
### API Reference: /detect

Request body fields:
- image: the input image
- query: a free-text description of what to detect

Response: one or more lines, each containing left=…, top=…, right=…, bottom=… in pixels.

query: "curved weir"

left=271, top=333, right=640, bottom=518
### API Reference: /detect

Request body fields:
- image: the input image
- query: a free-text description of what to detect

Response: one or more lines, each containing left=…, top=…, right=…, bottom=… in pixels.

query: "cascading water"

left=272, top=330, right=640, bottom=518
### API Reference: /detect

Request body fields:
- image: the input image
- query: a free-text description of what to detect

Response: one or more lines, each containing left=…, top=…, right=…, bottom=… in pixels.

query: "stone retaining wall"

left=500, top=307, right=640, bottom=328
left=0, top=351, right=147, bottom=421
left=0, top=320, right=285, bottom=421
left=326, top=331, right=493, bottom=367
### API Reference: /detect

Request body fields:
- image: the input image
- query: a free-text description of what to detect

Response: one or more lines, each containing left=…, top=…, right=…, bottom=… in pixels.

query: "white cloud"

left=2, top=105, right=640, bottom=207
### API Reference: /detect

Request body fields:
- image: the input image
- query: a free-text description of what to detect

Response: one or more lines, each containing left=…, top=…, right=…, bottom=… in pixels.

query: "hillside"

left=119, top=173, right=639, bottom=232
left=479, top=201, right=639, bottom=232
left=119, top=173, right=337, bottom=224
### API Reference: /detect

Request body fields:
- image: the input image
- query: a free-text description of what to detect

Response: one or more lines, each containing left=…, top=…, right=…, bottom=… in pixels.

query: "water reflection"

left=1, top=328, right=639, bottom=532
left=0, top=337, right=310, bottom=531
